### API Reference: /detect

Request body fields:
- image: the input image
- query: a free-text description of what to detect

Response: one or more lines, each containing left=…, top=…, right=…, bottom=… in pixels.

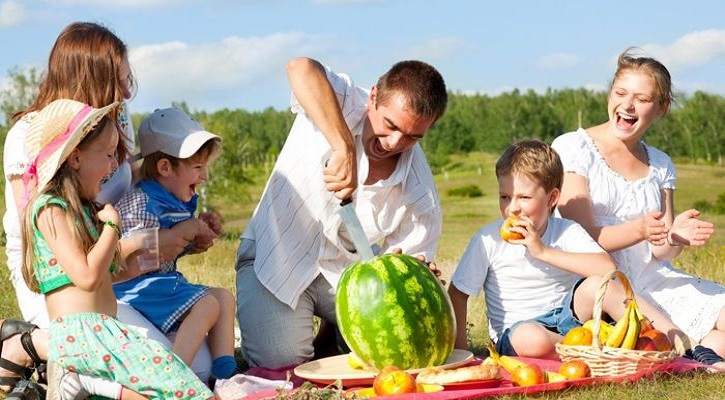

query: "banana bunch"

left=603, top=299, right=643, bottom=349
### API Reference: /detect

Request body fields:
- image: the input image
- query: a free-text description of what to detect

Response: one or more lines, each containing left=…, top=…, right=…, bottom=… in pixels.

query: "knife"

left=338, top=197, right=375, bottom=260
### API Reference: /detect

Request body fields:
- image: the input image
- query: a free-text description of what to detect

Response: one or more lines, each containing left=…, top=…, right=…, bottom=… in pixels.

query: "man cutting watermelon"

left=234, top=57, right=448, bottom=370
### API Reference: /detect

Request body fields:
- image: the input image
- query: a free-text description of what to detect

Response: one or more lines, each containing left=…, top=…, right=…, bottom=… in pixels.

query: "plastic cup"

left=129, top=227, right=159, bottom=272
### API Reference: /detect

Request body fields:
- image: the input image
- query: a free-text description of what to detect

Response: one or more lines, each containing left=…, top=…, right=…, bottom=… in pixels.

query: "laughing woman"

left=551, top=47, right=725, bottom=366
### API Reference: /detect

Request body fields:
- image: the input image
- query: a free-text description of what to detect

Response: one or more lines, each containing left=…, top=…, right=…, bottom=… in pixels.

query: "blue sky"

left=2, top=0, right=725, bottom=116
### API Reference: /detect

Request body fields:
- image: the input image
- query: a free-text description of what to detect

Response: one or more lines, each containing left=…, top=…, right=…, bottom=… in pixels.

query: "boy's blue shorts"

left=496, top=278, right=585, bottom=356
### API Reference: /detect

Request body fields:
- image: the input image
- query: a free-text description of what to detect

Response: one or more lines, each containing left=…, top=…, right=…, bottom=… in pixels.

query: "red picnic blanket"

left=239, top=356, right=714, bottom=400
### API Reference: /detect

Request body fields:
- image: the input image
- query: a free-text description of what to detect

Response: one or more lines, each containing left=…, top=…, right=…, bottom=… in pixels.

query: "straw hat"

left=23, top=99, right=119, bottom=193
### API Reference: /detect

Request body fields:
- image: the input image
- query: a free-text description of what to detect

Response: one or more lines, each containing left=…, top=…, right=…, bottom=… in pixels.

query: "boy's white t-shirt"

left=451, top=216, right=604, bottom=343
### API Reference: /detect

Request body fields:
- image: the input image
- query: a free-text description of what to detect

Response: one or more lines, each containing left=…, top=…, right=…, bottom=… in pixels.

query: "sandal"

left=5, top=379, right=46, bottom=400
left=0, top=320, right=46, bottom=390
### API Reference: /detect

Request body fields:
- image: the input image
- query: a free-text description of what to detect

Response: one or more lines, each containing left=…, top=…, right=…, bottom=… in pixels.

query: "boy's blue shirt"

left=138, top=179, right=198, bottom=229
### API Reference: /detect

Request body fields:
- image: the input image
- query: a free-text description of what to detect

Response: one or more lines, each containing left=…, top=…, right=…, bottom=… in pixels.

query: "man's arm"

left=286, top=57, right=357, bottom=200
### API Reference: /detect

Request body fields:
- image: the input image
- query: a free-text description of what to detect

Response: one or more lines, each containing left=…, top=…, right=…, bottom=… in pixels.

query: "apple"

left=373, top=365, right=417, bottom=395
left=500, top=216, right=524, bottom=242
left=634, top=336, right=657, bottom=351
left=640, top=317, right=655, bottom=334
left=510, top=364, right=545, bottom=387
left=639, top=329, right=673, bottom=352
left=558, top=360, right=591, bottom=379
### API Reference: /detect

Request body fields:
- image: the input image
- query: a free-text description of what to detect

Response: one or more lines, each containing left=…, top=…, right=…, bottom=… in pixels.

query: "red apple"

left=640, top=329, right=673, bottom=352
left=510, top=364, right=545, bottom=387
left=634, top=336, right=657, bottom=351
left=373, top=366, right=417, bottom=395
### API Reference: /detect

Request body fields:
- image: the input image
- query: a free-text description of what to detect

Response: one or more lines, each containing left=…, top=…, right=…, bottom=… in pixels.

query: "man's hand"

left=323, top=148, right=357, bottom=200
left=389, top=247, right=445, bottom=285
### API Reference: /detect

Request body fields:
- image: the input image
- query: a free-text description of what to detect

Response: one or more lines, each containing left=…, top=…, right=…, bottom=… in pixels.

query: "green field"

left=2, top=152, right=725, bottom=398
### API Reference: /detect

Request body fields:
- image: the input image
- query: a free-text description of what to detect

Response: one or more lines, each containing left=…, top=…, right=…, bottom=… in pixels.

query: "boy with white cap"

left=113, top=107, right=237, bottom=381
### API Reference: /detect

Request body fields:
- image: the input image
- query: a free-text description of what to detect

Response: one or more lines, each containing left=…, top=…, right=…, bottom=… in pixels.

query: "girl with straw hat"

left=20, top=99, right=213, bottom=400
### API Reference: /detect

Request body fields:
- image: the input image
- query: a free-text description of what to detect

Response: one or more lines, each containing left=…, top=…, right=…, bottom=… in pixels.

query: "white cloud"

left=0, top=1, right=27, bottom=27
left=583, top=82, right=607, bottom=93
left=535, top=52, right=582, bottom=69
left=403, top=36, right=464, bottom=62
left=42, top=0, right=186, bottom=8
left=129, top=32, right=334, bottom=111
left=312, top=0, right=385, bottom=4
left=642, top=29, right=725, bottom=70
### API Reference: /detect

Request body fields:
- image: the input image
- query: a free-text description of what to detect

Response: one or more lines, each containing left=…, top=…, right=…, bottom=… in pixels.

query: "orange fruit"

left=558, top=360, right=591, bottom=379
left=500, top=216, right=524, bottom=241
left=562, top=326, right=593, bottom=346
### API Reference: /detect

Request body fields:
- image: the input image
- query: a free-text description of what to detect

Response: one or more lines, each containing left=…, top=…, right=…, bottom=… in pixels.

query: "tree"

left=0, top=67, right=41, bottom=127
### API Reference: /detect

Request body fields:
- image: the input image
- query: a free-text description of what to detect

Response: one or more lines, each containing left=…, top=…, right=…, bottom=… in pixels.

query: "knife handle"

left=341, top=197, right=352, bottom=207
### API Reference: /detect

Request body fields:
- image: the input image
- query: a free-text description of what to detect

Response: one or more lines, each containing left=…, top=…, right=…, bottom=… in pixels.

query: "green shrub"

left=447, top=184, right=483, bottom=198
left=715, top=192, right=725, bottom=215
left=694, top=200, right=713, bottom=213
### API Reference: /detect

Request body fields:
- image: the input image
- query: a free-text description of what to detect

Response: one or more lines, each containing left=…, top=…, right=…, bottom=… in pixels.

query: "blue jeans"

left=496, top=279, right=584, bottom=356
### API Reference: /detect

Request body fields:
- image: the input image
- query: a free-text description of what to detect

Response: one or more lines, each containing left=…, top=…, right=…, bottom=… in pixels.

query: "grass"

left=2, top=151, right=725, bottom=398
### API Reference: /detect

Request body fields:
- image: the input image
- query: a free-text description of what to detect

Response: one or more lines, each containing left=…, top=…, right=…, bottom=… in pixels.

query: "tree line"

left=2, top=68, right=724, bottom=202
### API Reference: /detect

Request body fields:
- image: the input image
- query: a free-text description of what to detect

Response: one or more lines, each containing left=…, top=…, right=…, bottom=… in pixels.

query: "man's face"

left=362, top=87, right=436, bottom=162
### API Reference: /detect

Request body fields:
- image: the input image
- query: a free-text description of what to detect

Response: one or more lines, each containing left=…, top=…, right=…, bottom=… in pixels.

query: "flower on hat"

left=22, top=99, right=119, bottom=204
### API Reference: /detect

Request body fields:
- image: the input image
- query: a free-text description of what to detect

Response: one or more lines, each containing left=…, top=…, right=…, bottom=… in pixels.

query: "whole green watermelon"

left=335, top=253, right=456, bottom=370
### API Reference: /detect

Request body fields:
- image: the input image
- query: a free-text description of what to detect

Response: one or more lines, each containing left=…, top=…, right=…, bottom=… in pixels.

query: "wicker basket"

left=555, top=270, right=677, bottom=377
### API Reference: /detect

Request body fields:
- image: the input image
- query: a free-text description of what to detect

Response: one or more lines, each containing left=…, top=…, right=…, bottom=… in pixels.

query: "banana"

left=632, top=299, right=644, bottom=321
left=604, top=300, right=632, bottom=348
left=347, top=352, right=373, bottom=370
left=487, top=342, right=528, bottom=374
left=583, top=319, right=614, bottom=344
left=544, top=370, right=567, bottom=383
left=631, top=300, right=655, bottom=333
left=599, top=321, right=614, bottom=343
left=621, top=301, right=641, bottom=349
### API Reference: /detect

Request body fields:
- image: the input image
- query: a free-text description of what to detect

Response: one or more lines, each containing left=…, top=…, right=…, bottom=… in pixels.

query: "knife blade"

left=338, top=197, right=375, bottom=260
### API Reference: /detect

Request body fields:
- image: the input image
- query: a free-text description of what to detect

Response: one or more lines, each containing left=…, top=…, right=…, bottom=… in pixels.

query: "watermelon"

left=335, top=253, right=456, bottom=370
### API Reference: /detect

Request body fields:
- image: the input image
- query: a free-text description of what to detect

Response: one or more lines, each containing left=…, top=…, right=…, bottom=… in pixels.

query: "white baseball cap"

left=135, top=107, right=220, bottom=160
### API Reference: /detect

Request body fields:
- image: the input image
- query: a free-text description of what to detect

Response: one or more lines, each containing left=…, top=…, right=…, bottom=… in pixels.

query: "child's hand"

left=669, top=209, right=714, bottom=246
left=192, top=219, right=218, bottom=253
left=97, top=204, right=121, bottom=227
left=507, top=215, right=545, bottom=255
left=199, top=211, right=223, bottom=236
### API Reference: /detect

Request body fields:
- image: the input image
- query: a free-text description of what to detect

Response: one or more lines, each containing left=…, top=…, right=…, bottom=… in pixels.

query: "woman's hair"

left=612, top=47, right=673, bottom=113
left=21, top=116, right=123, bottom=293
left=13, top=21, right=133, bottom=162
left=495, top=139, right=563, bottom=194
left=375, top=60, right=448, bottom=123
left=139, top=139, right=222, bottom=181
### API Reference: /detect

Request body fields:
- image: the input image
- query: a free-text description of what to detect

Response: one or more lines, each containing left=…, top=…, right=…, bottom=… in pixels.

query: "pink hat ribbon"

left=21, top=105, right=93, bottom=208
